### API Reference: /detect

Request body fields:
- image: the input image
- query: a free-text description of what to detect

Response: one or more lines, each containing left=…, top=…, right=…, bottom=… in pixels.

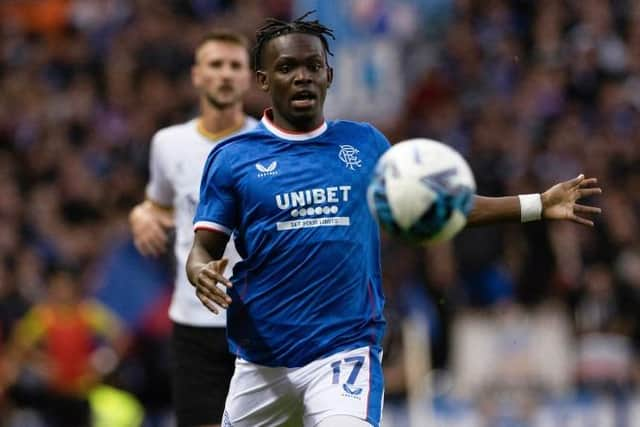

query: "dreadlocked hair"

left=252, top=10, right=335, bottom=70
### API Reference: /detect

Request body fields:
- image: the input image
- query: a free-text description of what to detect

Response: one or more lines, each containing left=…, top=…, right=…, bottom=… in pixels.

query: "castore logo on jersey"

left=256, top=161, right=278, bottom=177
left=342, top=384, right=363, bottom=396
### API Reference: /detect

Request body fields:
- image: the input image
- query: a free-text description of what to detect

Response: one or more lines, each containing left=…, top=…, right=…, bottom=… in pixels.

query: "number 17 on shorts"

left=223, top=346, right=384, bottom=426
left=304, top=346, right=384, bottom=426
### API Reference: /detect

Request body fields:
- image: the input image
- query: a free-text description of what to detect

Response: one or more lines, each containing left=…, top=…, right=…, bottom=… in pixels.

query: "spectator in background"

left=1, top=0, right=72, bottom=37
left=572, top=263, right=635, bottom=393
left=1, top=263, right=128, bottom=427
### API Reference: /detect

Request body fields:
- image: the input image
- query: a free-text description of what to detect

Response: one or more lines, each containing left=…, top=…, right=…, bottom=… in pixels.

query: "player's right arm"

left=129, top=200, right=175, bottom=257
left=189, top=141, right=239, bottom=313
left=131, top=129, right=176, bottom=256
left=1, top=307, right=46, bottom=390
left=186, top=230, right=233, bottom=314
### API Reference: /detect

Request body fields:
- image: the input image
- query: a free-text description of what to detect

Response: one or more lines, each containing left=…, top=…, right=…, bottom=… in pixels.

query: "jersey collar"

left=261, top=109, right=327, bottom=141
left=196, top=117, right=246, bottom=141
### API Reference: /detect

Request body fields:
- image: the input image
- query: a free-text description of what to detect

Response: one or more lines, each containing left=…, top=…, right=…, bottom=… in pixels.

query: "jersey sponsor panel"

left=195, top=118, right=390, bottom=366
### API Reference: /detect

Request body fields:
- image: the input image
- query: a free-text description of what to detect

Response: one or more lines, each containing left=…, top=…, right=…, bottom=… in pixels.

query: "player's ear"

left=191, top=65, right=200, bottom=87
left=256, top=70, right=269, bottom=92
left=327, top=66, right=334, bottom=87
left=191, top=47, right=202, bottom=87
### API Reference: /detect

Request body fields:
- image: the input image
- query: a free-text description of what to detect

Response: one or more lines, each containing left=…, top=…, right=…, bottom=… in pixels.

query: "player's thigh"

left=315, top=415, right=373, bottom=427
left=300, top=346, right=384, bottom=427
left=223, top=358, right=303, bottom=427
left=170, top=323, right=234, bottom=427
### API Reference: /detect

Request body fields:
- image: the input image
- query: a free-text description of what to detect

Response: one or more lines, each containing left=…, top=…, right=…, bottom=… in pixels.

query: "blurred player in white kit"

left=129, top=30, right=257, bottom=427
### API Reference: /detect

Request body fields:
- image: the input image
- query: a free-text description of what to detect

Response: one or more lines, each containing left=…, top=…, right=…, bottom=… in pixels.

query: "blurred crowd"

left=0, top=0, right=639, bottom=426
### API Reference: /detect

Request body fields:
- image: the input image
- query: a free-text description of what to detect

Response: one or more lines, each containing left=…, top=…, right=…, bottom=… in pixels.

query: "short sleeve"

left=367, top=124, right=391, bottom=159
left=193, top=147, right=237, bottom=235
left=145, top=132, right=173, bottom=207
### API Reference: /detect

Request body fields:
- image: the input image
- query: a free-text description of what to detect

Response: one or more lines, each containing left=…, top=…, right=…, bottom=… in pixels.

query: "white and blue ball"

left=367, top=138, right=476, bottom=244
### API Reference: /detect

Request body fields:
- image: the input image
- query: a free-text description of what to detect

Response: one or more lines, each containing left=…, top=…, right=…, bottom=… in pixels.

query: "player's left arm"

left=82, top=302, right=130, bottom=382
left=467, top=174, right=602, bottom=227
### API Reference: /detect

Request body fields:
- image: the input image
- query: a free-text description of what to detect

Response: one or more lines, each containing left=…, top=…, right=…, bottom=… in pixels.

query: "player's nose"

left=221, top=64, right=235, bottom=78
left=293, top=68, right=312, bottom=85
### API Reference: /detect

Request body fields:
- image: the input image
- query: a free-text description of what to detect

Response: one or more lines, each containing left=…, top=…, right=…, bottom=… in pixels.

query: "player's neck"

left=270, top=109, right=325, bottom=133
left=199, top=103, right=245, bottom=137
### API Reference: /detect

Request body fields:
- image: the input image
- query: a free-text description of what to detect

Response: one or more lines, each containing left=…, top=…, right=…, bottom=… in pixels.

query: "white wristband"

left=518, top=193, right=542, bottom=223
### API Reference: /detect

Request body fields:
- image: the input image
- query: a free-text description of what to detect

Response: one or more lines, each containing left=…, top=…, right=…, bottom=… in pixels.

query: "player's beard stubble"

left=205, top=88, right=239, bottom=110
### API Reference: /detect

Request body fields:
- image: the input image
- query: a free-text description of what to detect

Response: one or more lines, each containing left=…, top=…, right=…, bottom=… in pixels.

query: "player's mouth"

left=218, top=85, right=235, bottom=94
left=290, top=91, right=317, bottom=109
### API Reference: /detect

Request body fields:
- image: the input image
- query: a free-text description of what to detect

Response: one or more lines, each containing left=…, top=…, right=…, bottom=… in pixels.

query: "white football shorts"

left=221, top=345, right=384, bottom=427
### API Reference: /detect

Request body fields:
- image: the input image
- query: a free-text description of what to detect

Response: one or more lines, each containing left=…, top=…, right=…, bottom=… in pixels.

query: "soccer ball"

left=367, top=138, right=476, bottom=244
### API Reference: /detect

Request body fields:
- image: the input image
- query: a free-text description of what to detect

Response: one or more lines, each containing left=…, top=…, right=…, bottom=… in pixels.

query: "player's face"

left=49, top=272, right=78, bottom=305
left=192, top=41, right=250, bottom=109
left=257, top=33, right=333, bottom=130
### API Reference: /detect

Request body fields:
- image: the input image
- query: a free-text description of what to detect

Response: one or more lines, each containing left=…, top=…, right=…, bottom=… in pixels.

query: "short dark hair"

left=45, top=261, right=82, bottom=282
left=195, top=29, right=250, bottom=59
left=252, top=11, right=335, bottom=71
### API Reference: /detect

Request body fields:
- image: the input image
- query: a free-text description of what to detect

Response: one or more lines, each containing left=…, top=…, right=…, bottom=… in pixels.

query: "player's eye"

left=278, top=64, right=290, bottom=73
left=209, top=60, right=223, bottom=68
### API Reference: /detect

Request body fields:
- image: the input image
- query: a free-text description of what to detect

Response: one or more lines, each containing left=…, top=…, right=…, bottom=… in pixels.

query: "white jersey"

left=146, top=117, right=258, bottom=327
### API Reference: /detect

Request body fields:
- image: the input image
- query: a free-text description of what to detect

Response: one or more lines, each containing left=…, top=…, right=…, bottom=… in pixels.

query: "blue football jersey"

left=194, top=111, right=390, bottom=367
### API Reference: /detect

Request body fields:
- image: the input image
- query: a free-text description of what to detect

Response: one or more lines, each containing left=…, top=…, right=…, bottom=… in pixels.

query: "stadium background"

left=0, top=0, right=638, bottom=426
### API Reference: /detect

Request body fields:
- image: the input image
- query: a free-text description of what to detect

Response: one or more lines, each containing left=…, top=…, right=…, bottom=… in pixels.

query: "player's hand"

left=193, top=258, right=233, bottom=314
left=129, top=201, right=175, bottom=256
left=541, top=174, right=602, bottom=226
